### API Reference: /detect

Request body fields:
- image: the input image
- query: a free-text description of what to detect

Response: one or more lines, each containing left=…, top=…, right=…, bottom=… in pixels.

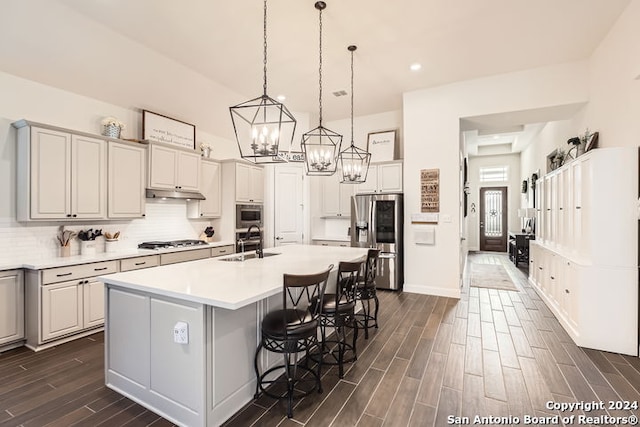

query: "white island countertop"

left=99, top=244, right=369, bottom=310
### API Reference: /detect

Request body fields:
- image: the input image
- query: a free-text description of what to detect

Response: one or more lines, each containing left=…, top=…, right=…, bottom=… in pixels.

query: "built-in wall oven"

left=236, top=204, right=263, bottom=229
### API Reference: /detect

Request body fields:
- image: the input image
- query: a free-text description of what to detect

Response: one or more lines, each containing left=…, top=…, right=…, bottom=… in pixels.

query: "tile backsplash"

left=0, top=199, right=215, bottom=262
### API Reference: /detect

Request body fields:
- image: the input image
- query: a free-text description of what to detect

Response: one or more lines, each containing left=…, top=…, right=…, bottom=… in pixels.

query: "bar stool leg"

left=362, top=299, right=371, bottom=339
left=373, top=294, right=379, bottom=328
left=253, top=339, right=264, bottom=400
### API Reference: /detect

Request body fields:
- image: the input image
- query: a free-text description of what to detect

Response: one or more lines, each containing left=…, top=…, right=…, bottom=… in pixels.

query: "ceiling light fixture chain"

left=350, top=44, right=354, bottom=146
left=262, top=0, right=268, bottom=96
left=318, top=1, right=323, bottom=127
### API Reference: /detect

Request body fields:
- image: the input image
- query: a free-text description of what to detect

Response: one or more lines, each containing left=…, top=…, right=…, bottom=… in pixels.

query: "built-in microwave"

left=236, top=204, right=263, bottom=229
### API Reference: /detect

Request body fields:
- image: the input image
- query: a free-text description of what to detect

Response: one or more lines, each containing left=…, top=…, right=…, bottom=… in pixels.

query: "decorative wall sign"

left=278, top=151, right=305, bottom=163
left=367, top=130, right=396, bottom=162
left=420, top=168, right=440, bottom=213
left=142, top=110, right=196, bottom=150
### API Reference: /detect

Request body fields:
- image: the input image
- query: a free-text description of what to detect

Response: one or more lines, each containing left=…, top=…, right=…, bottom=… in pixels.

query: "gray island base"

left=100, top=244, right=369, bottom=426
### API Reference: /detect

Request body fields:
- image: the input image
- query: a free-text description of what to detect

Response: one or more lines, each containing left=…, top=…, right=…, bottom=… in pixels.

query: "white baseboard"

left=403, top=283, right=461, bottom=299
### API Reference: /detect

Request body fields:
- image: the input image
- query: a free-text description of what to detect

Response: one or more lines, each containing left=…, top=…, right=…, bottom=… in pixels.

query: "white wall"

left=467, top=153, right=521, bottom=251
left=584, top=0, right=640, bottom=148
left=403, top=61, right=590, bottom=298
left=519, top=118, right=579, bottom=209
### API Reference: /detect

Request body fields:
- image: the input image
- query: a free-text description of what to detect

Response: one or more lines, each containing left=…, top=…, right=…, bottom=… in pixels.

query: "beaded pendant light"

left=338, top=45, right=370, bottom=184
left=229, top=0, right=296, bottom=164
left=301, top=1, right=342, bottom=176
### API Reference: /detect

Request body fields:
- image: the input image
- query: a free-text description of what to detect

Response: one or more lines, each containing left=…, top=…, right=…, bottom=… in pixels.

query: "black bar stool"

left=314, top=259, right=363, bottom=379
left=355, top=248, right=380, bottom=339
left=253, top=265, right=333, bottom=418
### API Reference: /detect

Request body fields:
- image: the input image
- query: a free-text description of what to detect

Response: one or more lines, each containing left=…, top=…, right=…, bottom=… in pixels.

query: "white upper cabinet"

left=108, top=141, right=146, bottom=218
left=148, top=144, right=200, bottom=192
left=356, top=161, right=403, bottom=194
left=320, top=171, right=354, bottom=217
left=188, top=159, right=221, bottom=218
left=235, top=162, right=264, bottom=203
left=16, top=123, right=107, bottom=220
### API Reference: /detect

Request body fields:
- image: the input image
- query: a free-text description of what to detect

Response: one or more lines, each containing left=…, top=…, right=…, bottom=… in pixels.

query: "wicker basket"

left=103, top=124, right=121, bottom=139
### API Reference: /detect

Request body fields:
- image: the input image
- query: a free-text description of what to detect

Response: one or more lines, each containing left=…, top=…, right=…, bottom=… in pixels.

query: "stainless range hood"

left=145, top=188, right=205, bottom=200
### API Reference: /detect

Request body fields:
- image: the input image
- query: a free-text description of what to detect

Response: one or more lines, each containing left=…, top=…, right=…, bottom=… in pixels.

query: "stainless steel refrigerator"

left=350, top=193, right=404, bottom=290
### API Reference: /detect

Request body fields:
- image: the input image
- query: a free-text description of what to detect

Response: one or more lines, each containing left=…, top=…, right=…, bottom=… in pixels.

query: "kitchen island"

left=99, top=244, right=369, bottom=427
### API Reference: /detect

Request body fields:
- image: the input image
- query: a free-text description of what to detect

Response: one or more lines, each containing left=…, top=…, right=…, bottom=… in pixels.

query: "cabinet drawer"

left=211, top=245, right=235, bottom=258
left=42, top=260, right=118, bottom=285
left=160, top=248, right=210, bottom=265
left=120, top=255, right=160, bottom=272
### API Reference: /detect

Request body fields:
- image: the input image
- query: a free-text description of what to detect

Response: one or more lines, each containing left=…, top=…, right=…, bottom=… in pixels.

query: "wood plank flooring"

left=2, top=252, right=639, bottom=426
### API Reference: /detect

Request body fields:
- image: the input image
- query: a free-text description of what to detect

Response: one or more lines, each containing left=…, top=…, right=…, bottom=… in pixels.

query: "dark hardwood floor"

left=2, top=252, right=640, bottom=426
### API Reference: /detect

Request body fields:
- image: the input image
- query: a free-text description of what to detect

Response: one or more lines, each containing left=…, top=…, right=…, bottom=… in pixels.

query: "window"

left=479, top=166, right=508, bottom=182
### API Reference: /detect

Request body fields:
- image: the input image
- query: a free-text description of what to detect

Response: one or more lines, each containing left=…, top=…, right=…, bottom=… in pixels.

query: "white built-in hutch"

left=529, top=147, right=638, bottom=356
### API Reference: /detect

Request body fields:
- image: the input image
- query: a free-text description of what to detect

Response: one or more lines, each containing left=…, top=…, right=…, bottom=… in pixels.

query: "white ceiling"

left=0, top=0, right=631, bottom=140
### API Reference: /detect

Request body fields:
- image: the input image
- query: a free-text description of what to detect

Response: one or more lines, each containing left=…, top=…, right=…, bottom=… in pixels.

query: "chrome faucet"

left=238, top=238, right=245, bottom=261
left=245, top=224, right=263, bottom=258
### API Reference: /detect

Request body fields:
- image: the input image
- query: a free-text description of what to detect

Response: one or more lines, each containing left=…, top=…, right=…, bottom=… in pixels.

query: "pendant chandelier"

left=229, top=0, right=296, bottom=164
left=338, top=45, right=370, bottom=184
left=301, top=1, right=342, bottom=176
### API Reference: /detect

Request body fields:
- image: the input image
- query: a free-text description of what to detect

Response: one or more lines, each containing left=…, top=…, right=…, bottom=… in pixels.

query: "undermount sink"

left=218, top=252, right=281, bottom=262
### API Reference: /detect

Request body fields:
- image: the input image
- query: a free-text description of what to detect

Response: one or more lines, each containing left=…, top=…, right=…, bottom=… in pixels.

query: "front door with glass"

left=479, top=186, right=508, bottom=252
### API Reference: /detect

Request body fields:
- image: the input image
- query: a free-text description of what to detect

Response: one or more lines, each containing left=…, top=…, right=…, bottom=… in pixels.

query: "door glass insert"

left=483, top=190, right=503, bottom=237
left=374, top=200, right=395, bottom=244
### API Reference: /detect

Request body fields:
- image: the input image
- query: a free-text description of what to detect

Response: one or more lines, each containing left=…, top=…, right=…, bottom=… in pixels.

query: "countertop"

left=0, top=241, right=235, bottom=271
left=100, top=244, right=369, bottom=310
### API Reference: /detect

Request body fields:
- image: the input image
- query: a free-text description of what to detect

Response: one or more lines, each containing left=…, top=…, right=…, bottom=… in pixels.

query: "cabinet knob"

left=550, top=276, right=555, bottom=280
left=72, top=214, right=77, bottom=218
left=565, top=289, right=570, bottom=294
left=66, top=214, right=71, bottom=218
left=142, top=214, right=146, bottom=217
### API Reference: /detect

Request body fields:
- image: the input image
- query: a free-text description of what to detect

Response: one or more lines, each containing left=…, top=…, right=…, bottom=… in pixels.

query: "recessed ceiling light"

left=410, top=63, right=422, bottom=71
left=277, top=95, right=286, bottom=101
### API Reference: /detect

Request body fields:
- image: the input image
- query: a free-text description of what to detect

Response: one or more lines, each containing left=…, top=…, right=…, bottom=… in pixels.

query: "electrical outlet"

left=173, top=321, right=189, bottom=344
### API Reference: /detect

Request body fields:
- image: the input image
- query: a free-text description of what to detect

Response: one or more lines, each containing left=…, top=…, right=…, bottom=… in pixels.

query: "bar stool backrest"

left=363, top=249, right=381, bottom=288
left=282, top=264, right=333, bottom=335
left=336, top=260, right=363, bottom=304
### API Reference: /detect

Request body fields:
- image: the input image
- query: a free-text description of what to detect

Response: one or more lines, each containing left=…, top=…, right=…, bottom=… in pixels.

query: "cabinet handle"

left=575, top=206, right=581, bottom=209
left=94, top=267, right=108, bottom=271
left=219, top=250, right=227, bottom=253
left=56, top=272, right=73, bottom=277
left=565, top=289, right=570, bottom=294
left=559, top=208, right=563, bottom=210
left=550, top=276, right=555, bottom=280
left=66, top=214, right=72, bottom=218
left=134, top=262, right=146, bottom=266
left=538, top=267, right=543, bottom=270
left=72, top=214, right=77, bottom=218
left=142, top=214, right=146, bottom=217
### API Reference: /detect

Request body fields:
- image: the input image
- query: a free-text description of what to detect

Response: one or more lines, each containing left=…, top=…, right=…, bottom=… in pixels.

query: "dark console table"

left=508, top=232, right=535, bottom=267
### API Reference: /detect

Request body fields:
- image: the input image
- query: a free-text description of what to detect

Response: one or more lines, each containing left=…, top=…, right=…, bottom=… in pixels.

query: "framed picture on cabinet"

left=367, top=130, right=396, bottom=162
left=142, top=110, right=196, bottom=150
left=585, top=131, right=599, bottom=152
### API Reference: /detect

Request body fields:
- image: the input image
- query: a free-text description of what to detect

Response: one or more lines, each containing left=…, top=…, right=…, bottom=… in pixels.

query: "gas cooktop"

left=138, top=239, right=208, bottom=250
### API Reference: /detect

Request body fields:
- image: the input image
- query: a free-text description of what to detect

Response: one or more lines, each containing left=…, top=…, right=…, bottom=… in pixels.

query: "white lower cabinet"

left=26, top=260, right=118, bottom=349
left=41, top=277, right=107, bottom=342
left=42, top=279, right=83, bottom=341
left=0, top=270, right=25, bottom=348
left=529, top=241, right=637, bottom=355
